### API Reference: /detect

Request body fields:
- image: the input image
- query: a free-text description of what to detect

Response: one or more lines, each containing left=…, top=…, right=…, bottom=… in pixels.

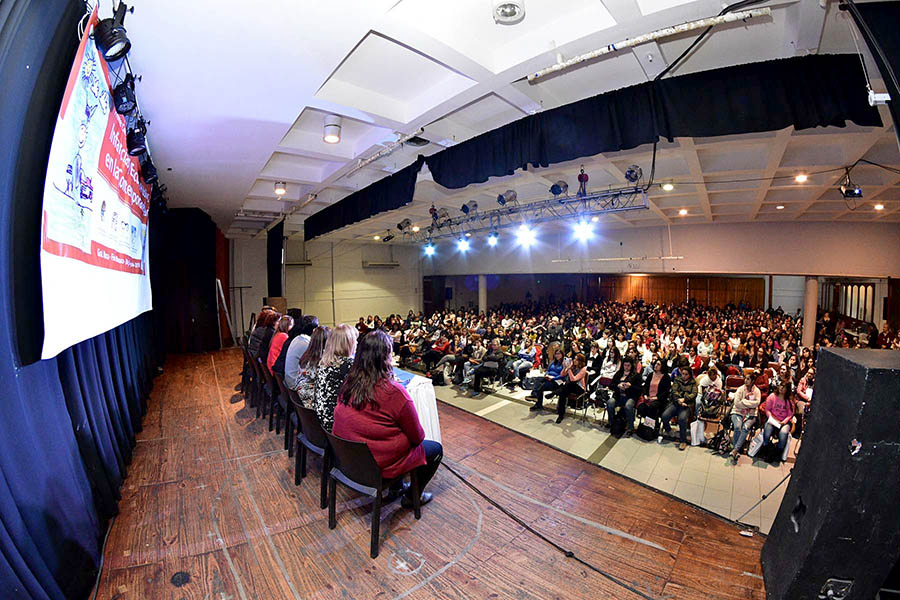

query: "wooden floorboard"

left=96, top=349, right=766, bottom=599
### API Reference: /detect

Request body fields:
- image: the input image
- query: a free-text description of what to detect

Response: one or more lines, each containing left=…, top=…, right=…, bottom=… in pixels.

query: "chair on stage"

left=249, top=357, right=269, bottom=420
left=240, top=345, right=258, bottom=408
left=295, top=405, right=331, bottom=509
left=259, top=361, right=280, bottom=432
left=324, top=431, right=422, bottom=559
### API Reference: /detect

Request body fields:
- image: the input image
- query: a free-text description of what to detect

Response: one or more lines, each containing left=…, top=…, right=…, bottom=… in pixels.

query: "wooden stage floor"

left=96, top=349, right=766, bottom=599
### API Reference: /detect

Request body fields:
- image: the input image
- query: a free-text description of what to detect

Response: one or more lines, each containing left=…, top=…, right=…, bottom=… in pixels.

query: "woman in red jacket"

left=333, top=330, right=443, bottom=507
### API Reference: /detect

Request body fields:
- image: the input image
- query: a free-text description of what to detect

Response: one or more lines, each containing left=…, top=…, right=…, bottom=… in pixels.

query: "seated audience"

left=729, top=373, right=761, bottom=461
left=529, top=348, right=565, bottom=411
left=552, top=353, right=588, bottom=424
left=508, top=338, right=537, bottom=386
left=247, top=308, right=275, bottom=359
left=637, top=358, right=670, bottom=425
left=273, top=314, right=305, bottom=378
left=293, top=326, right=329, bottom=406
left=472, top=338, right=505, bottom=395
left=663, top=366, right=697, bottom=450
left=284, top=315, right=319, bottom=389
left=608, top=358, right=641, bottom=437
left=696, top=366, right=723, bottom=415
left=314, top=324, right=358, bottom=432
left=332, top=330, right=443, bottom=507
left=267, top=315, right=293, bottom=372
left=761, top=380, right=795, bottom=462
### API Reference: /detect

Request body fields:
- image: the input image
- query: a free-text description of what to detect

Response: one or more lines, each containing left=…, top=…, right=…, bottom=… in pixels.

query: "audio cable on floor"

left=735, top=468, right=793, bottom=531
left=440, top=460, right=659, bottom=600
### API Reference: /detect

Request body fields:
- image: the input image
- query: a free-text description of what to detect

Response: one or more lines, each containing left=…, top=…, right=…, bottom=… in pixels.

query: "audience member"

left=314, top=324, right=358, bottom=432
left=663, top=366, right=697, bottom=450
left=267, top=315, right=293, bottom=372
left=293, top=326, right=329, bottom=405
left=729, top=373, right=761, bottom=461
left=284, top=315, right=318, bottom=389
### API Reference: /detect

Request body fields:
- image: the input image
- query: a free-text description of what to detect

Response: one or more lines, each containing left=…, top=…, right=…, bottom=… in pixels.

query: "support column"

left=478, top=274, right=487, bottom=314
left=802, top=276, right=818, bottom=348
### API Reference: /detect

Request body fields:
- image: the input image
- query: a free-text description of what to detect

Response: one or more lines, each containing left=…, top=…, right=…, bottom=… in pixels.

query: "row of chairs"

left=239, top=345, right=424, bottom=558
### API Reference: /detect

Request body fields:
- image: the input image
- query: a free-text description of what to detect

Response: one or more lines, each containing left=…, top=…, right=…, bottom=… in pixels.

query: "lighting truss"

left=407, top=186, right=648, bottom=242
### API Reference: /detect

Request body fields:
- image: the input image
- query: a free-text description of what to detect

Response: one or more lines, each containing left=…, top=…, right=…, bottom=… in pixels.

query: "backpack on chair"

left=699, top=387, right=723, bottom=419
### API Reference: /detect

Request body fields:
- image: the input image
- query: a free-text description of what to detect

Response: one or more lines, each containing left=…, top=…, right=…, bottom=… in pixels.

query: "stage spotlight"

left=591, top=216, right=599, bottom=222
left=397, top=218, right=412, bottom=232
left=497, top=189, right=517, bottom=205
left=424, top=243, right=435, bottom=256
left=549, top=180, right=568, bottom=198
left=95, top=2, right=132, bottom=62
left=126, top=120, right=146, bottom=156
left=487, top=232, right=498, bottom=247
left=323, top=114, right=342, bottom=144
left=457, top=237, right=470, bottom=252
left=515, top=224, right=536, bottom=247
left=662, top=182, right=674, bottom=191
left=460, top=200, right=478, bottom=215
left=624, top=164, right=643, bottom=183
left=140, top=154, right=158, bottom=184
left=274, top=181, right=287, bottom=196
left=382, top=233, right=395, bottom=242
left=573, top=220, right=593, bottom=242
left=112, top=73, right=136, bottom=114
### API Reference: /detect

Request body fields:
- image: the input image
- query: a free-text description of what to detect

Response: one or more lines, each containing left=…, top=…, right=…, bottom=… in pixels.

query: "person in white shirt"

left=728, top=333, right=741, bottom=352
left=614, top=332, right=629, bottom=357
left=729, top=374, right=761, bottom=460
left=697, top=335, right=714, bottom=357
left=695, top=366, right=723, bottom=414
left=598, top=329, right=611, bottom=351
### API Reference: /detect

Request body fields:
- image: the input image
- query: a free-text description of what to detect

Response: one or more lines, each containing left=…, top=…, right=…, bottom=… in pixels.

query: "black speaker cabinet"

left=761, top=349, right=900, bottom=600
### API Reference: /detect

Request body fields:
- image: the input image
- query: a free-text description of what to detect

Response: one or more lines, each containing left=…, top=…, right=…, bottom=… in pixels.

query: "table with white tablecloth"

left=394, top=368, right=441, bottom=444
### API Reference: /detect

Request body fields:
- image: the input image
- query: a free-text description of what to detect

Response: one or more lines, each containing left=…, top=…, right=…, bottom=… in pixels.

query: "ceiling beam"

left=750, top=127, right=793, bottom=219
left=677, top=137, right=713, bottom=221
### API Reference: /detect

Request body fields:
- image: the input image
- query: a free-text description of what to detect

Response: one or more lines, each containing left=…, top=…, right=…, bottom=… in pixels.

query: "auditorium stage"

left=95, top=349, right=766, bottom=599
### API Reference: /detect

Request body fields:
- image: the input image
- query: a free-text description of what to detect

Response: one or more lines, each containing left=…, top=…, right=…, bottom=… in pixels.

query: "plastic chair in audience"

left=295, top=405, right=331, bottom=508
left=273, top=373, right=295, bottom=455
left=324, top=431, right=422, bottom=559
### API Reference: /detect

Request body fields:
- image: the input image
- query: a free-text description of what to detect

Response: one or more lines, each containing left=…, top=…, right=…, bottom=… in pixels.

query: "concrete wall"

left=424, top=222, right=900, bottom=278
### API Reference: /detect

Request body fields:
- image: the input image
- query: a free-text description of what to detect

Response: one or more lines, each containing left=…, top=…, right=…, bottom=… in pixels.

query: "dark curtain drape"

left=304, top=54, right=881, bottom=240
left=304, top=155, right=425, bottom=240
left=0, top=1, right=163, bottom=597
left=846, top=1, right=900, bottom=148
left=159, top=208, right=220, bottom=353
left=267, top=220, right=284, bottom=298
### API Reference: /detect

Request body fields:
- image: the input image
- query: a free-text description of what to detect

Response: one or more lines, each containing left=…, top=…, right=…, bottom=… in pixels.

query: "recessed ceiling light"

left=373, top=235, right=380, bottom=240
left=795, top=174, right=808, bottom=183
left=776, top=205, right=785, bottom=210
left=412, top=225, right=420, bottom=232
left=323, top=115, right=342, bottom=144
left=662, top=183, right=674, bottom=191
left=678, top=209, right=687, bottom=216
left=493, top=0, right=525, bottom=25
left=874, top=203, right=884, bottom=211
left=274, top=181, right=287, bottom=196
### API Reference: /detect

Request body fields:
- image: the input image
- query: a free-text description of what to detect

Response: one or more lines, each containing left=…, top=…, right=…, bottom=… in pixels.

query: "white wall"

left=424, top=222, right=900, bottom=278
left=771, top=275, right=806, bottom=315
left=231, top=238, right=268, bottom=333
left=284, top=240, right=423, bottom=327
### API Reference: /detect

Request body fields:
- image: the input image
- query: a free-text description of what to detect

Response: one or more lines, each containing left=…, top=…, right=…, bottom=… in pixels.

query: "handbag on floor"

left=636, top=418, right=657, bottom=442
left=689, top=420, right=706, bottom=446
left=747, top=431, right=765, bottom=457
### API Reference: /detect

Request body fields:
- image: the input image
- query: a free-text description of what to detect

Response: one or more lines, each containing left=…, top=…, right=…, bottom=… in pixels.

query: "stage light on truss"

left=497, top=189, right=517, bottom=206
left=397, top=218, right=412, bottom=232
left=487, top=232, right=498, bottom=247
left=95, top=2, right=132, bottom=62
left=140, top=154, right=158, bottom=184
left=382, top=233, right=395, bottom=242
left=624, top=164, right=643, bottom=183
left=573, top=220, right=593, bottom=242
left=460, top=200, right=478, bottom=215
left=515, top=223, right=536, bottom=247
left=113, top=73, right=137, bottom=114
left=549, top=180, right=568, bottom=198
left=457, top=237, right=470, bottom=252
left=126, top=119, right=147, bottom=155
left=424, top=242, right=436, bottom=256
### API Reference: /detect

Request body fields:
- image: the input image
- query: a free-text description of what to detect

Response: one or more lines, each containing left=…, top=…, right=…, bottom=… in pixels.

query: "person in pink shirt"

left=333, top=330, right=442, bottom=508
left=761, top=380, right=794, bottom=460
left=267, top=316, right=293, bottom=373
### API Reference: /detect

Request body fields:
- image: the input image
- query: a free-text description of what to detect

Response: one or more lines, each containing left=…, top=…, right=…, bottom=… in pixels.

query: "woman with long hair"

left=293, top=326, right=330, bottom=404
left=333, top=330, right=443, bottom=507
left=314, top=324, right=358, bottom=432
left=267, top=315, right=294, bottom=372
left=761, top=379, right=795, bottom=462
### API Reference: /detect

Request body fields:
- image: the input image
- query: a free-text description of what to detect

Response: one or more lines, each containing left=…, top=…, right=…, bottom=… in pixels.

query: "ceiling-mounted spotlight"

left=436, top=207, right=451, bottom=226
left=323, top=114, right=342, bottom=144
left=126, top=119, right=146, bottom=156
left=487, top=232, right=499, bottom=247
left=457, top=237, right=470, bottom=252
left=112, top=73, right=137, bottom=114
left=397, top=218, right=412, bottom=232
left=424, top=242, right=436, bottom=256
left=493, top=0, right=525, bottom=25
left=140, top=154, right=157, bottom=184
left=95, top=2, right=132, bottom=62
left=460, top=200, right=478, bottom=215
left=274, top=181, right=287, bottom=196
left=497, top=189, right=517, bottom=206
left=412, top=225, right=420, bottom=232
left=549, top=180, right=568, bottom=198
left=382, top=232, right=395, bottom=242
left=515, top=223, right=536, bottom=247
left=662, top=182, right=674, bottom=192
left=624, top=165, right=643, bottom=183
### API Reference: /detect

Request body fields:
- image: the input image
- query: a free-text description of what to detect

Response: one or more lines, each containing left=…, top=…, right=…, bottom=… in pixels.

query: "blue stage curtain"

left=304, top=54, right=881, bottom=240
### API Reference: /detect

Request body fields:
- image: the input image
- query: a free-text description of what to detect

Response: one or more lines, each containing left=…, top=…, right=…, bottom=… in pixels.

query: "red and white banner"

left=40, top=7, right=153, bottom=359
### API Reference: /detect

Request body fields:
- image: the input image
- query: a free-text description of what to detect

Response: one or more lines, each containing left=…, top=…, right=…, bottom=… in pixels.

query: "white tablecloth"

left=396, top=370, right=441, bottom=444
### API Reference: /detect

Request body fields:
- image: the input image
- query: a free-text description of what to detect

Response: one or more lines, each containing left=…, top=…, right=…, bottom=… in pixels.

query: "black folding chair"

left=259, top=360, right=279, bottom=432
left=249, top=357, right=267, bottom=419
left=295, top=405, right=331, bottom=508
left=324, top=431, right=421, bottom=559
left=273, top=373, right=294, bottom=454
left=239, top=344, right=254, bottom=404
